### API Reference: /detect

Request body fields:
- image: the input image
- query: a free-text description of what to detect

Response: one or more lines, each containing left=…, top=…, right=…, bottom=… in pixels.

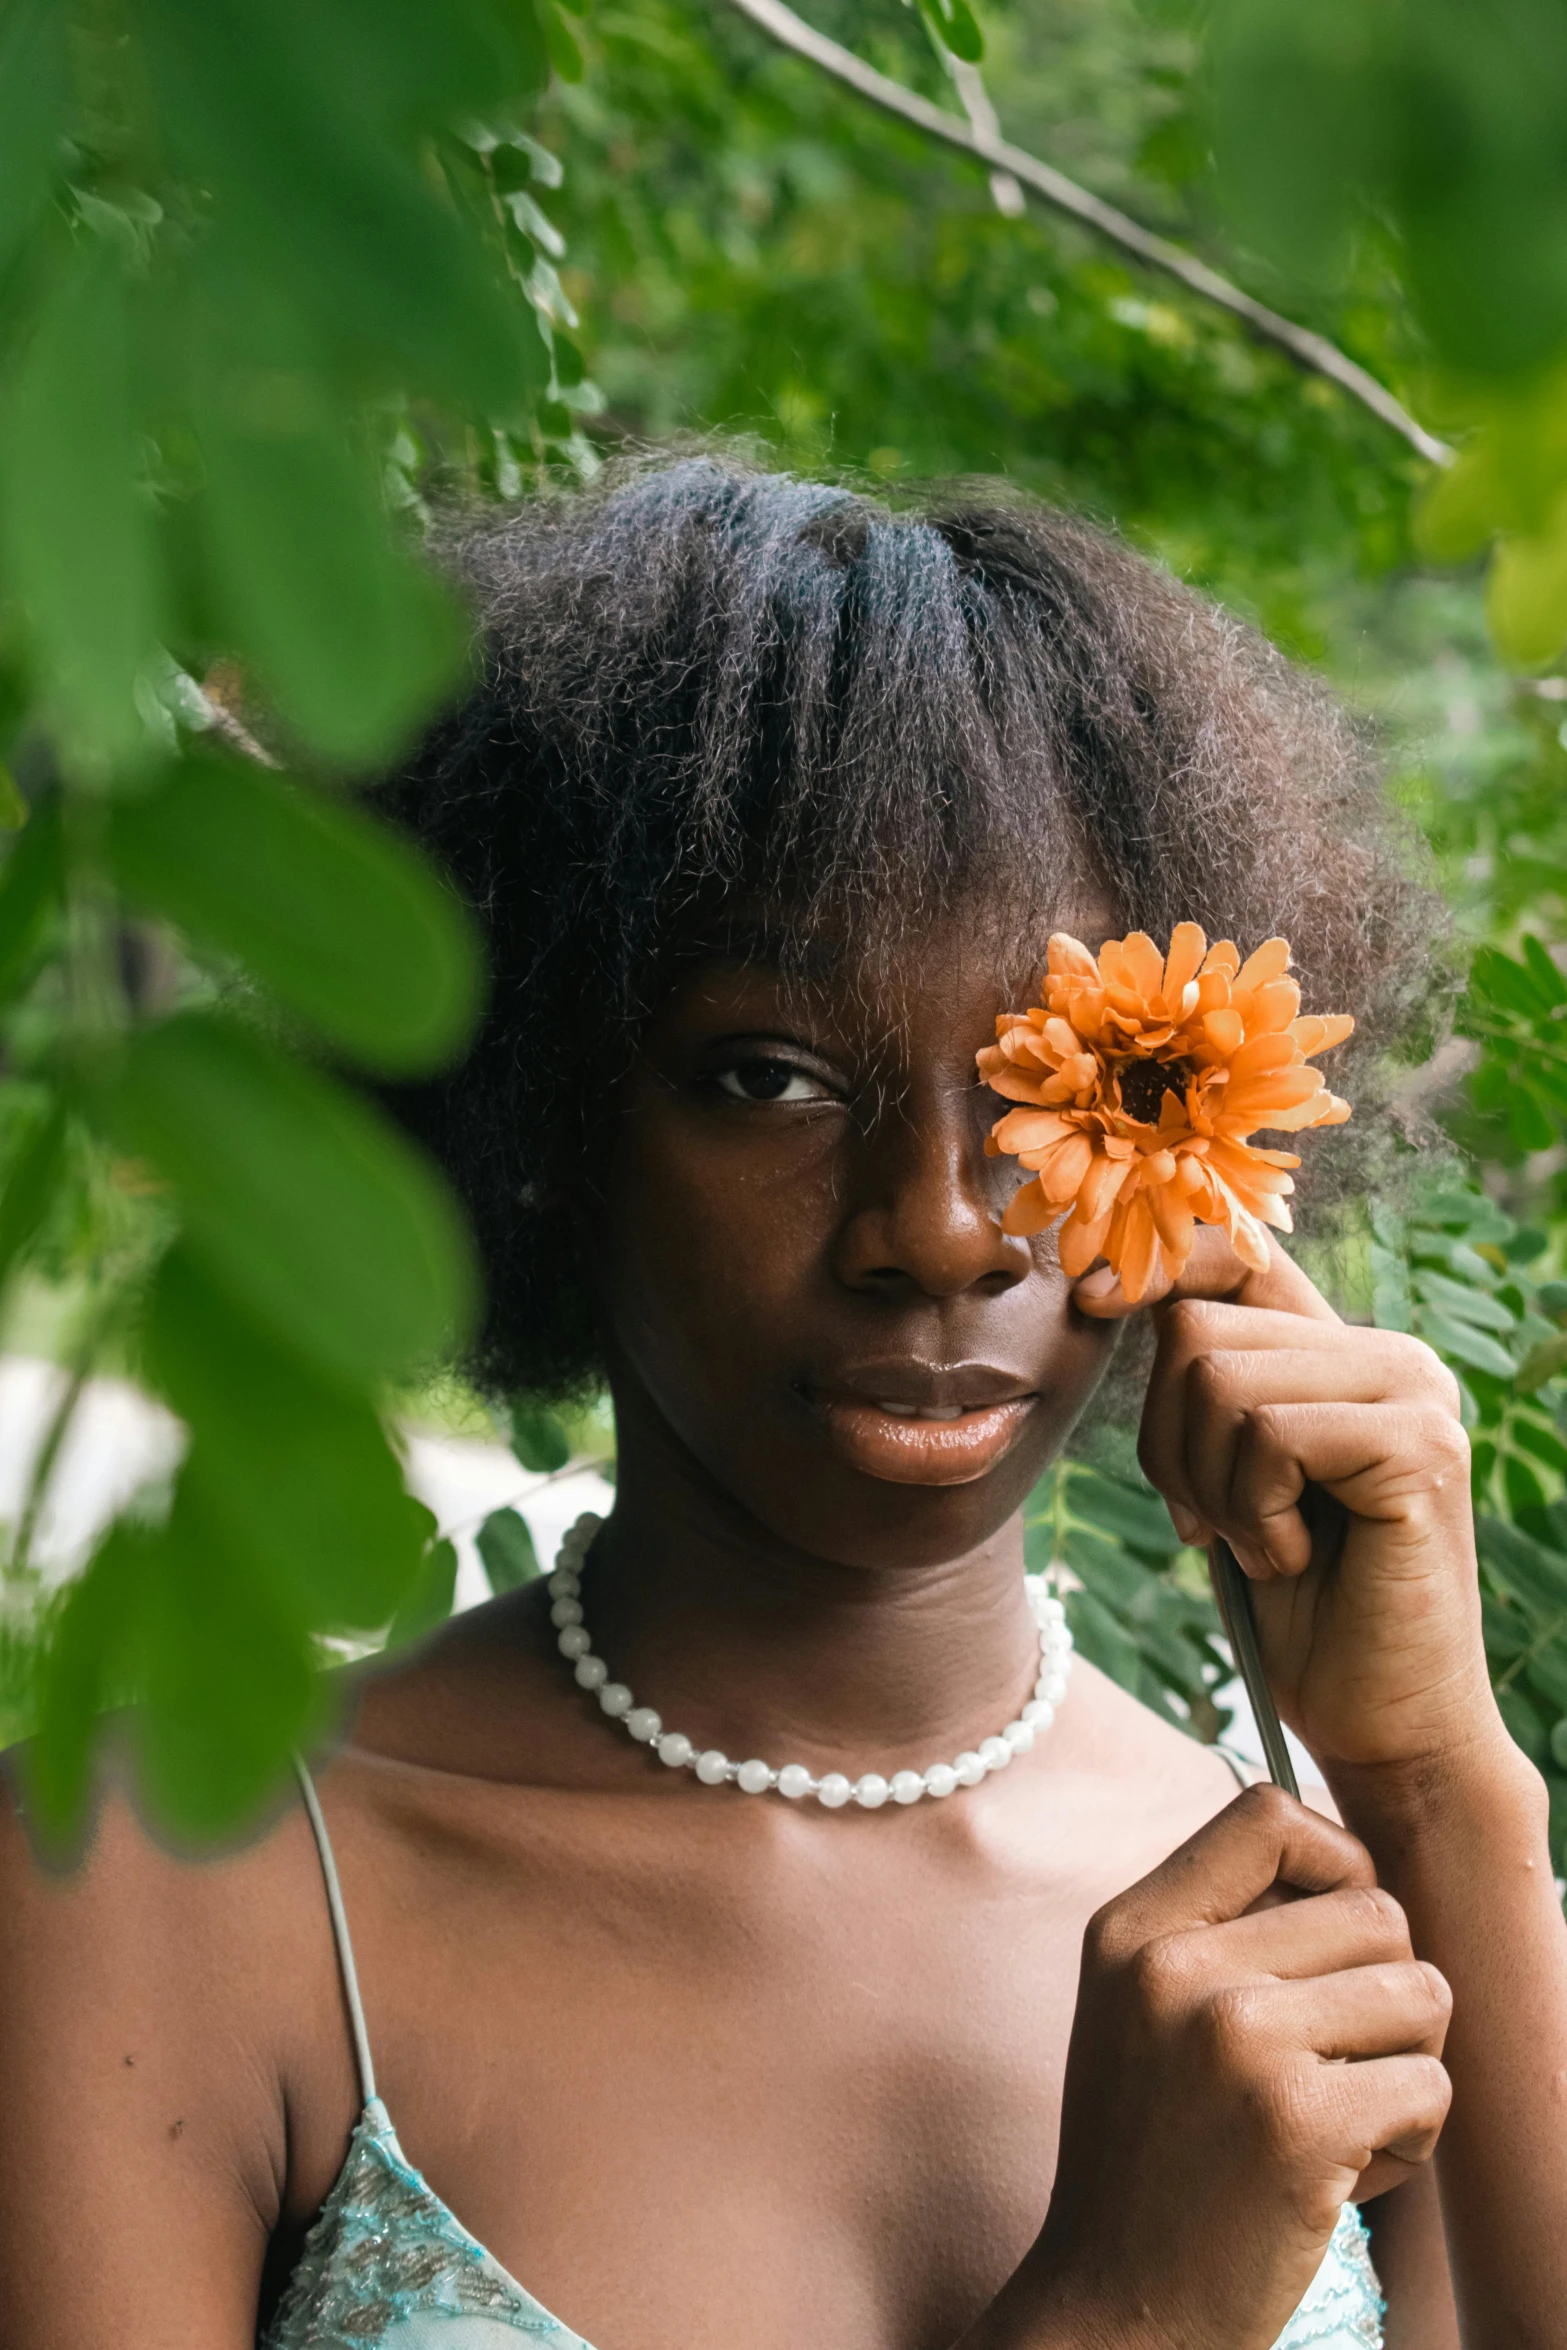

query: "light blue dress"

left=265, top=1768, right=1384, bottom=2350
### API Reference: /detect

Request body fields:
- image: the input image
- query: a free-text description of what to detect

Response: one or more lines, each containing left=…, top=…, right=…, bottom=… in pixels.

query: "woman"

left=3, top=459, right=1564, bottom=2349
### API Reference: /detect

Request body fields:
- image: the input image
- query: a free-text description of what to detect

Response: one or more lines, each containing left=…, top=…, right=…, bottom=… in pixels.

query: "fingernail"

left=1168, top=1503, right=1202, bottom=1545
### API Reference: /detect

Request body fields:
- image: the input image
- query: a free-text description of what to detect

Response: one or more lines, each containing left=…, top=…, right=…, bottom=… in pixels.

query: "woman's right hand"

left=965, top=1784, right=1452, bottom=2350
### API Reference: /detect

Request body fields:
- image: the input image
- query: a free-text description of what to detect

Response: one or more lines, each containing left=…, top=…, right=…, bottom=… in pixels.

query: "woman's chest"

left=285, top=1793, right=1137, bottom=2350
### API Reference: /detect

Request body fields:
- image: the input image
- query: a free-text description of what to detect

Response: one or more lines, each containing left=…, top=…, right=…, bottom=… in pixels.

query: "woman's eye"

left=715, top=1060, right=831, bottom=1104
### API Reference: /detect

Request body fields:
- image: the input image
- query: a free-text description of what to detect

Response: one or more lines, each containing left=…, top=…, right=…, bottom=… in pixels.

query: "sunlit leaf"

left=108, top=754, right=484, bottom=1074
left=477, top=1504, right=540, bottom=1592
left=143, top=1247, right=429, bottom=1628
left=110, top=1012, right=476, bottom=1384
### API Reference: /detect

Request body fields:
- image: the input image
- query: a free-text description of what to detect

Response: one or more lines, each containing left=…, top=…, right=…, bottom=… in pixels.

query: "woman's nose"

left=831, top=1093, right=1034, bottom=1300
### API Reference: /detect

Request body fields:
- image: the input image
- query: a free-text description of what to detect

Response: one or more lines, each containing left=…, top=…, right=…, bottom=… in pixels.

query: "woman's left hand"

left=1074, top=1231, right=1505, bottom=1777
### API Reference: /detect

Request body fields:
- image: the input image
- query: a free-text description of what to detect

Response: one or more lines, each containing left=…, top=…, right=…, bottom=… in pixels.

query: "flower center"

left=1116, top=1054, right=1193, bottom=1126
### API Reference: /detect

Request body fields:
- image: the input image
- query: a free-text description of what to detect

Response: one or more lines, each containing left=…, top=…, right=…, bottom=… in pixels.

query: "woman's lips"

left=815, top=1395, right=1038, bottom=1485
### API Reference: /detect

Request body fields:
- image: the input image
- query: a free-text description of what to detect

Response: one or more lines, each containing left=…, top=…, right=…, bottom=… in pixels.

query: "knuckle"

left=1196, top=1981, right=1266, bottom=2071
left=1416, top=1960, right=1454, bottom=2022
left=1340, top=1883, right=1410, bottom=1952
left=1125, top=1931, right=1195, bottom=2013
left=1167, top=1298, right=1221, bottom=1352
left=1236, top=1779, right=1300, bottom=1836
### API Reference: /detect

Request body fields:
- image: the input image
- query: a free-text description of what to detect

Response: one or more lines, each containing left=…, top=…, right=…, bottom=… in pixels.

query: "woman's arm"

left=1089, top=1229, right=1567, bottom=2347
left=1333, top=1736, right=1567, bottom=2346
left=0, top=1776, right=286, bottom=2348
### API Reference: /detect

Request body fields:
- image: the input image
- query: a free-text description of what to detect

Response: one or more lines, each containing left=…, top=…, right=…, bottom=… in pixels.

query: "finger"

left=1075, top=1224, right=1339, bottom=1326
left=1194, top=1883, right=1414, bottom=1984
left=1138, top=1332, right=1458, bottom=1548
left=1221, top=1402, right=1472, bottom=1580
left=1244, top=1960, right=1452, bottom=2063
left=1090, top=1785, right=1374, bottom=1956
left=1316, top=2050, right=1452, bottom=2174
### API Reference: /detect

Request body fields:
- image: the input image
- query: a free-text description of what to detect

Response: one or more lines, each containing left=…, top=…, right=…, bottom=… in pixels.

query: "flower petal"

left=1058, top=1203, right=1112, bottom=1274
left=1233, top=937, right=1292, bottom=993
left=1048, top=933, right=1100, bottom=983
left=1161, top=921, right=1207, bottom=1003
left=1202, top=1008, right=1244, bottom=1057
left=990, top=1108, right=1075, bottom=1156
left=1036, top=1130, right=1098, bottom=1205
left=1201, top=939, right=1240, bottom=978
left=1001, top=1179, right=1057, bottom=1237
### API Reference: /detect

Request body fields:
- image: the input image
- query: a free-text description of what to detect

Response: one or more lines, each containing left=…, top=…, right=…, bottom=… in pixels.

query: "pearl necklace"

left=547, top=1513, right=1075, bottom=1809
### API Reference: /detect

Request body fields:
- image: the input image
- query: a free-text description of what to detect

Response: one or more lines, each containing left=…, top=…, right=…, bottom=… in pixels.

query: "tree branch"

left=722, top=0, right=1453, bottom=470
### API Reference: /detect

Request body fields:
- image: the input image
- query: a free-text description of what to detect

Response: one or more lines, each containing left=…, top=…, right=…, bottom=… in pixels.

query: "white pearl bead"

left=1022, top=1698, right=1053, bottom=1731
left=599, top=1682, right=633, bottom=1716
left=625, top=1706, right=662, bottom=1742
left=574, top=1655, right=608, bottom=1689
left=577, top=1512, right=605, bottom=1534
left=1041, top=1595, right=1066, bottom=1623
left=737, top=1758, right=773, bottom=1794
left=923, top=1762, right=958, bottom=1798
left=557, top=1626, right=591, bottom=1659
left=1041, top=1674, right=1069, bottom=1705
left=694, top=1748, right=729, bottom=1784
left=657, top=1731, right=693, bottom=1767
left=550, top=1570, right=579, bottom=1597
left=854, top=1773, right=890, bottom=1809
left=551, top=1597, right=584, bottom=1627
left=777, top=1763, right=814, bottom=1800
left=890, top=1769, right=925, bottom=1805
left=953, top=1750, right=986, bottom=1787
left=979, top=1735, right=1012, bottom=1773
left=1003, top=1719, right=1035, bottom=1754
left=816, top=1772, right=852, bottom=1808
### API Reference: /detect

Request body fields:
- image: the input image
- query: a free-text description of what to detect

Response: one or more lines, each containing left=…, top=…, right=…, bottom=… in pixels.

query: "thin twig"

left=722, top=0, right=1452, bottom=469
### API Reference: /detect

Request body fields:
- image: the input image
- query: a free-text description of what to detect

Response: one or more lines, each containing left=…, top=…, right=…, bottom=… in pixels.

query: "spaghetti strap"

left=293, top=1757, right=378, bottom=2107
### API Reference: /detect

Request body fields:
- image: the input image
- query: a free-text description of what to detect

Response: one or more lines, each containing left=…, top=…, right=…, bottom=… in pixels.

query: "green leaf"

left=0, top=0, right=67, bottom=271
left=1509, top=1083, right=1559, bottom=1154
left=913, top=0, right=985, bottom=64
left=0, top=242, right=162, bottom=762
left=136, top=1477, right=323, bottom=1836
left=508, top=1403, right=571, bottom=1473
left=386, top=1536, right=459, bottom=1648
left=1412, top=1268, right=1516, bottom=1330
left=26, top=1518, right=153, bottom=1848
left=1498, top=1681, right=1550, bottom=1767
left=476, top=1505, right=540, bottom=1593
left=0, top=1096, right=66, bottom=1295
left=1551, top=1717, right=1567, bottom=1772
left=195, top=417, right=465, bottom=765
left=0, top=793, right=61, bottom=1002
left=138, top=0, right=541, bottom=408
left=1068, top=1468, right=1179, bottom=1556
left=1505, top=1453, right=1549, bottom=1520
left=0, top=759, right=26, bottom=830
left=1478, top=1516, right=1567, bottom=1621
left=108, top=754, right=484, bottom=1074
left=1419, top=1310, right=1518, bottom=1380
left=110, top=1012, right=476, bottom=1384
left=143, top=1247, right=429, bottom=1628
left=1512, top=1419, right=1567, bottom=1474
left=1515, top=1331, right=1567, bottom=1394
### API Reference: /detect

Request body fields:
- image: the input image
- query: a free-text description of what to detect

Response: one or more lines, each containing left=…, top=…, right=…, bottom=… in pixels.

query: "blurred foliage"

left=4, top=0, right=1567, bottom=1868
left=1206, top=0, right=1567, bottom=670
left=0, top=0, right=593, bottom=1837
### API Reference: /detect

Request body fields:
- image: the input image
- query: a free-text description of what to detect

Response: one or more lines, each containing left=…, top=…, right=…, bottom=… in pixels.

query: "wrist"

left=1324, top=1720, right=1548, bottom=1871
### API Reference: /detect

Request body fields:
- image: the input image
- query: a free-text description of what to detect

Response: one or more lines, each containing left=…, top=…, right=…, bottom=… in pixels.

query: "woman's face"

left=589, top=915, right=1119, bottom=1572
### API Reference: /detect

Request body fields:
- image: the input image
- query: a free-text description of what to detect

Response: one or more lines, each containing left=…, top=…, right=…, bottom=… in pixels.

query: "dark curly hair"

left=380, top=454, right=1438, bottom=1401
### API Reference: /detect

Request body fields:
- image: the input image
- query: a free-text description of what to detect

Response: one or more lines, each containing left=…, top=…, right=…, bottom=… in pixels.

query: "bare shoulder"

left=1056, top=1657, right=1252, bottom=1825
left=0, top=1744, right=356, bottom=2238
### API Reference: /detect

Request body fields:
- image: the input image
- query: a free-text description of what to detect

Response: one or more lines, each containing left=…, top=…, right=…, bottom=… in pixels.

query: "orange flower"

left=977, top=925, right=1353, bottom=1301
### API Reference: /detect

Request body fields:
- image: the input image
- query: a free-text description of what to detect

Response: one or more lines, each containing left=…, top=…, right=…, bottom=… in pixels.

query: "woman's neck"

left=580, top=1437, right=1042, bottom=1775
